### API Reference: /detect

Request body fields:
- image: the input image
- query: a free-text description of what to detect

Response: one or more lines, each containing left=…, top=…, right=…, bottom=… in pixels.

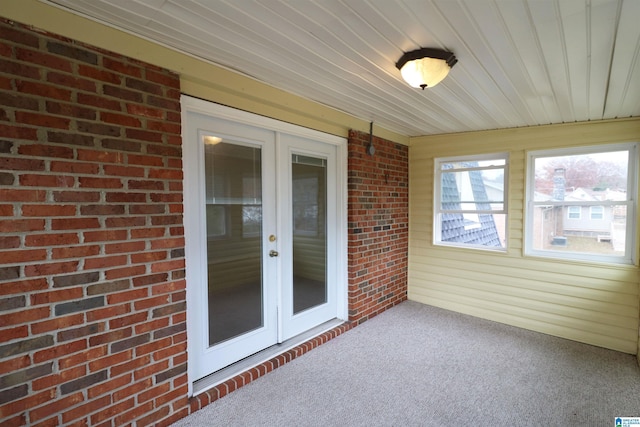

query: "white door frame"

left=181, top=96, right=348, bottom=395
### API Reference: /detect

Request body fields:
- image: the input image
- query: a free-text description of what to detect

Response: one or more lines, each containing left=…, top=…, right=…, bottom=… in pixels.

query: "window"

left=434, top=153, right=508, bottom=250
left=590, top=206, right=604, bottom=220
left=567, top=206, right=581, bottom=220
left=525, top=143, right=637, bottom=264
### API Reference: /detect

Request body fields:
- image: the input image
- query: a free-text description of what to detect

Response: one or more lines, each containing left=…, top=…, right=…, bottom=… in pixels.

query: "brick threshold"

left=188, top=320, right=353, bottom=413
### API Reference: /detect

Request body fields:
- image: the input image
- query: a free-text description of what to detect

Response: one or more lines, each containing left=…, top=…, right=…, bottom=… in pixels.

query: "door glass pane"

left=205, top=138, right=263, bottom=346
left=292, top=154, right=327, bottom=314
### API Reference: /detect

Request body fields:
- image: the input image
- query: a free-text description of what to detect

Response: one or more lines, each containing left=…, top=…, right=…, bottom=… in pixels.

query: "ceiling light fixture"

left=396, top=48, right=457, bottom=90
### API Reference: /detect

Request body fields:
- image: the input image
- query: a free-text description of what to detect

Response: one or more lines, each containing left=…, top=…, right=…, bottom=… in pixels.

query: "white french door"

left=183, top=97, right=346, bottom=383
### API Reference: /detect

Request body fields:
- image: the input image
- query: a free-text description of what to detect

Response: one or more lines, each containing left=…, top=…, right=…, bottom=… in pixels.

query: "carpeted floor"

left=173, top=301, right=640, bottom=426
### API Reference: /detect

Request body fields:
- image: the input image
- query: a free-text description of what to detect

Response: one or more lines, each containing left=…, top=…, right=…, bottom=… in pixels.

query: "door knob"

left=269, top=250, right=279, bottom=257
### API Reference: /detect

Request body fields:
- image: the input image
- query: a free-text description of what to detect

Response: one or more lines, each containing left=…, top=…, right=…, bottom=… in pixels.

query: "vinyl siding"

left=409, top=118, right=640, bottom=354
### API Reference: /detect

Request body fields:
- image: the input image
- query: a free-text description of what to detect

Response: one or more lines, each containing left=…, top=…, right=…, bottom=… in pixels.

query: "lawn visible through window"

left=526, top=143, right=637, bottom=264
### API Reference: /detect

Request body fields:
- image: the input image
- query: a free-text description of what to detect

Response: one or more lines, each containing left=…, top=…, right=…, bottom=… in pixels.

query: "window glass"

left=434, top=154, right=508, bottom=250
left=526, top=143, right=637, bottom=264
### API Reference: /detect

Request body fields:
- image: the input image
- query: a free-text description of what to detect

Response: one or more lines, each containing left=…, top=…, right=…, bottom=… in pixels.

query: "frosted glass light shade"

left=396, top=48, right=457, bottom=89
left=400, top=57, right=451, bottom=88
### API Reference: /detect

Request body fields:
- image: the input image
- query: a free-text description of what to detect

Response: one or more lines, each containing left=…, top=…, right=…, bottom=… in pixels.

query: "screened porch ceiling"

left=44, top=0, right=640, bottom=137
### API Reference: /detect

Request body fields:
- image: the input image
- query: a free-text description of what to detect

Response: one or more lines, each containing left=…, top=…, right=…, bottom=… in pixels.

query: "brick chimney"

left=552, top=168, right=566, bottom=201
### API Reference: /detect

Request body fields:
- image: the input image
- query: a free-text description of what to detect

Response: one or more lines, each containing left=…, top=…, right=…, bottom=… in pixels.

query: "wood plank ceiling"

left=44, top=0, right=640, bottom=137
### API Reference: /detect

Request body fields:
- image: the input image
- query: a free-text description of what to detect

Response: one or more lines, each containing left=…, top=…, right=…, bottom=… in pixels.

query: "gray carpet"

left=173, top=301, right=640, bottom=426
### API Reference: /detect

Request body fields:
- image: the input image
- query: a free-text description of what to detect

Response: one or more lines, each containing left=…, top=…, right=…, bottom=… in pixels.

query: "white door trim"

left=181, top=96, right=348, bottom=396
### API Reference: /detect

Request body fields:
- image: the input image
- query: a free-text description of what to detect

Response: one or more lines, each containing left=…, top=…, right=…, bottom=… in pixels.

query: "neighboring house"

left=440, top=163, right=502, bottom=247
left=563, top=188, right=623, bottom=234
left=533, top=187, right=627, bottom=250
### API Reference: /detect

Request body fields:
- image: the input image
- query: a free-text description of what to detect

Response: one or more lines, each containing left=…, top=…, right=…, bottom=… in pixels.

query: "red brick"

left=15, top=47, right=73, bottom=71
left=100, top=111, right=141, bottom=128
left=108, top=312, right=148, bottom=330
left=105, top=265, right=147, bottom=280
left=0, top=205, right=14, bottom=217
left=0, top=157, right=45, bottom=172
left=59, top=347, right=107, bottom=371
left=77, top=148, right=124, bottom=164
left=153, top=342, right=186, bottom=362
left=51, top=218, right=100, bottom=230
left=19, top=174, right=74, bottom=188
left=15, top=111, right=71, bottom=130
left=150, top=237, right=184, bottom=250
left=151, top=259, right=185, bottom=273
left=52, top=245, right=101, bottom=259
left=79, top=176, right=123, bottom=189
left=34, top=339, right=87, bottom=364
left=89, top=396, right=135, bottom=425
left=105, top=192, right=146, bottom=203
left=61, top=395, right=111, bottom=425
left=30, top=287, right=84, bottom=306
left=145, top=69, right=180, bottom=89
left=138, top=382, right=170, bottom=404
left=131, top=227, right=165, bottom=239
left=114, top=401, right=154, bottom=426
left=105, top=216, right=145, bottom=228
left=0, top=23, right=39, bottom=46
left=0, top=248, right=47, bottom=263
left=147, top=120, right=181, bottom=134
left=50, top=160, right=100, bottom=175
left=127, top=153, right=164, bottom=167
left=18, top=143, right=74, bottom=158
left=24, top=260, right=80, bottom=277
left=31, top=313, right=84, bottom=335
left=131, top=251, right=167, bottom=264
left=25, top=233, right=79, bottom=247
left=0, top=355, right=31, bottom=376
left=0, top=188, right=47, bottom=202
left=88, top=351, right=132, bottom=374
left=15, top=80, right=72, bottom=101
left=151, top=281, right=185, bottom=295
left=83, top=229, right=127, bottom=243
left=0, top=278, right=48, bottom=297
left=0, top=389, right=57, bottom=424
left=22, top=204, right=76, bottom=217
left=86, top=303, right=130, bottom=322
left=110, top=356, right=150, bottom=378
left=47, top=72, right=97, bottom=92
left=133, top=360, right=168, bottom=381
left=0, top=306, right=49, bottom=327
left=104, top=241, right=145, bottom=255
left=148, top=168, right=183, bottom=180
left=29, top=392, right=84, bottom=423
left=133, top=295, right=170, bottom=311
left=126, top=103, right=164, bottom=119
left=103, top=164, right=145, bottom=177
left=83, top=255, right=127, bottom=270
left=2, top=325, right=29, bottom=341
left=88, top=328, right=132, bottom=347
left=135, top=318, right=170, bottom=335
left=77, top=92, right=121, bottom=111
left=103, top=57, right=142, bottom=77
left=53, top=190, right=101, bottom=202
left=77, top=64, right=121, bottom=84
left=0, top=123, right=38, bottom=140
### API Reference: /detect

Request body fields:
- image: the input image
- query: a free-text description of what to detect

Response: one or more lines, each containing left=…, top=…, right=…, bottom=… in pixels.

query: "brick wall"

left=0, top=19, right=186, bottom=426
left=347, top=130, right=408, bottom=323
left=0, top=18, right=409, bottom=426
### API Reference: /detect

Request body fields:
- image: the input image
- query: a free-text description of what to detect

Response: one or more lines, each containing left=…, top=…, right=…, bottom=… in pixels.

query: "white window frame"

left=433, top=152, right=508, bottom=251
left=589, top=206, right=604, bottom=220
left=525, top=142, right=638, bottom=265
left=567, top=206, right=581, bottom=220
